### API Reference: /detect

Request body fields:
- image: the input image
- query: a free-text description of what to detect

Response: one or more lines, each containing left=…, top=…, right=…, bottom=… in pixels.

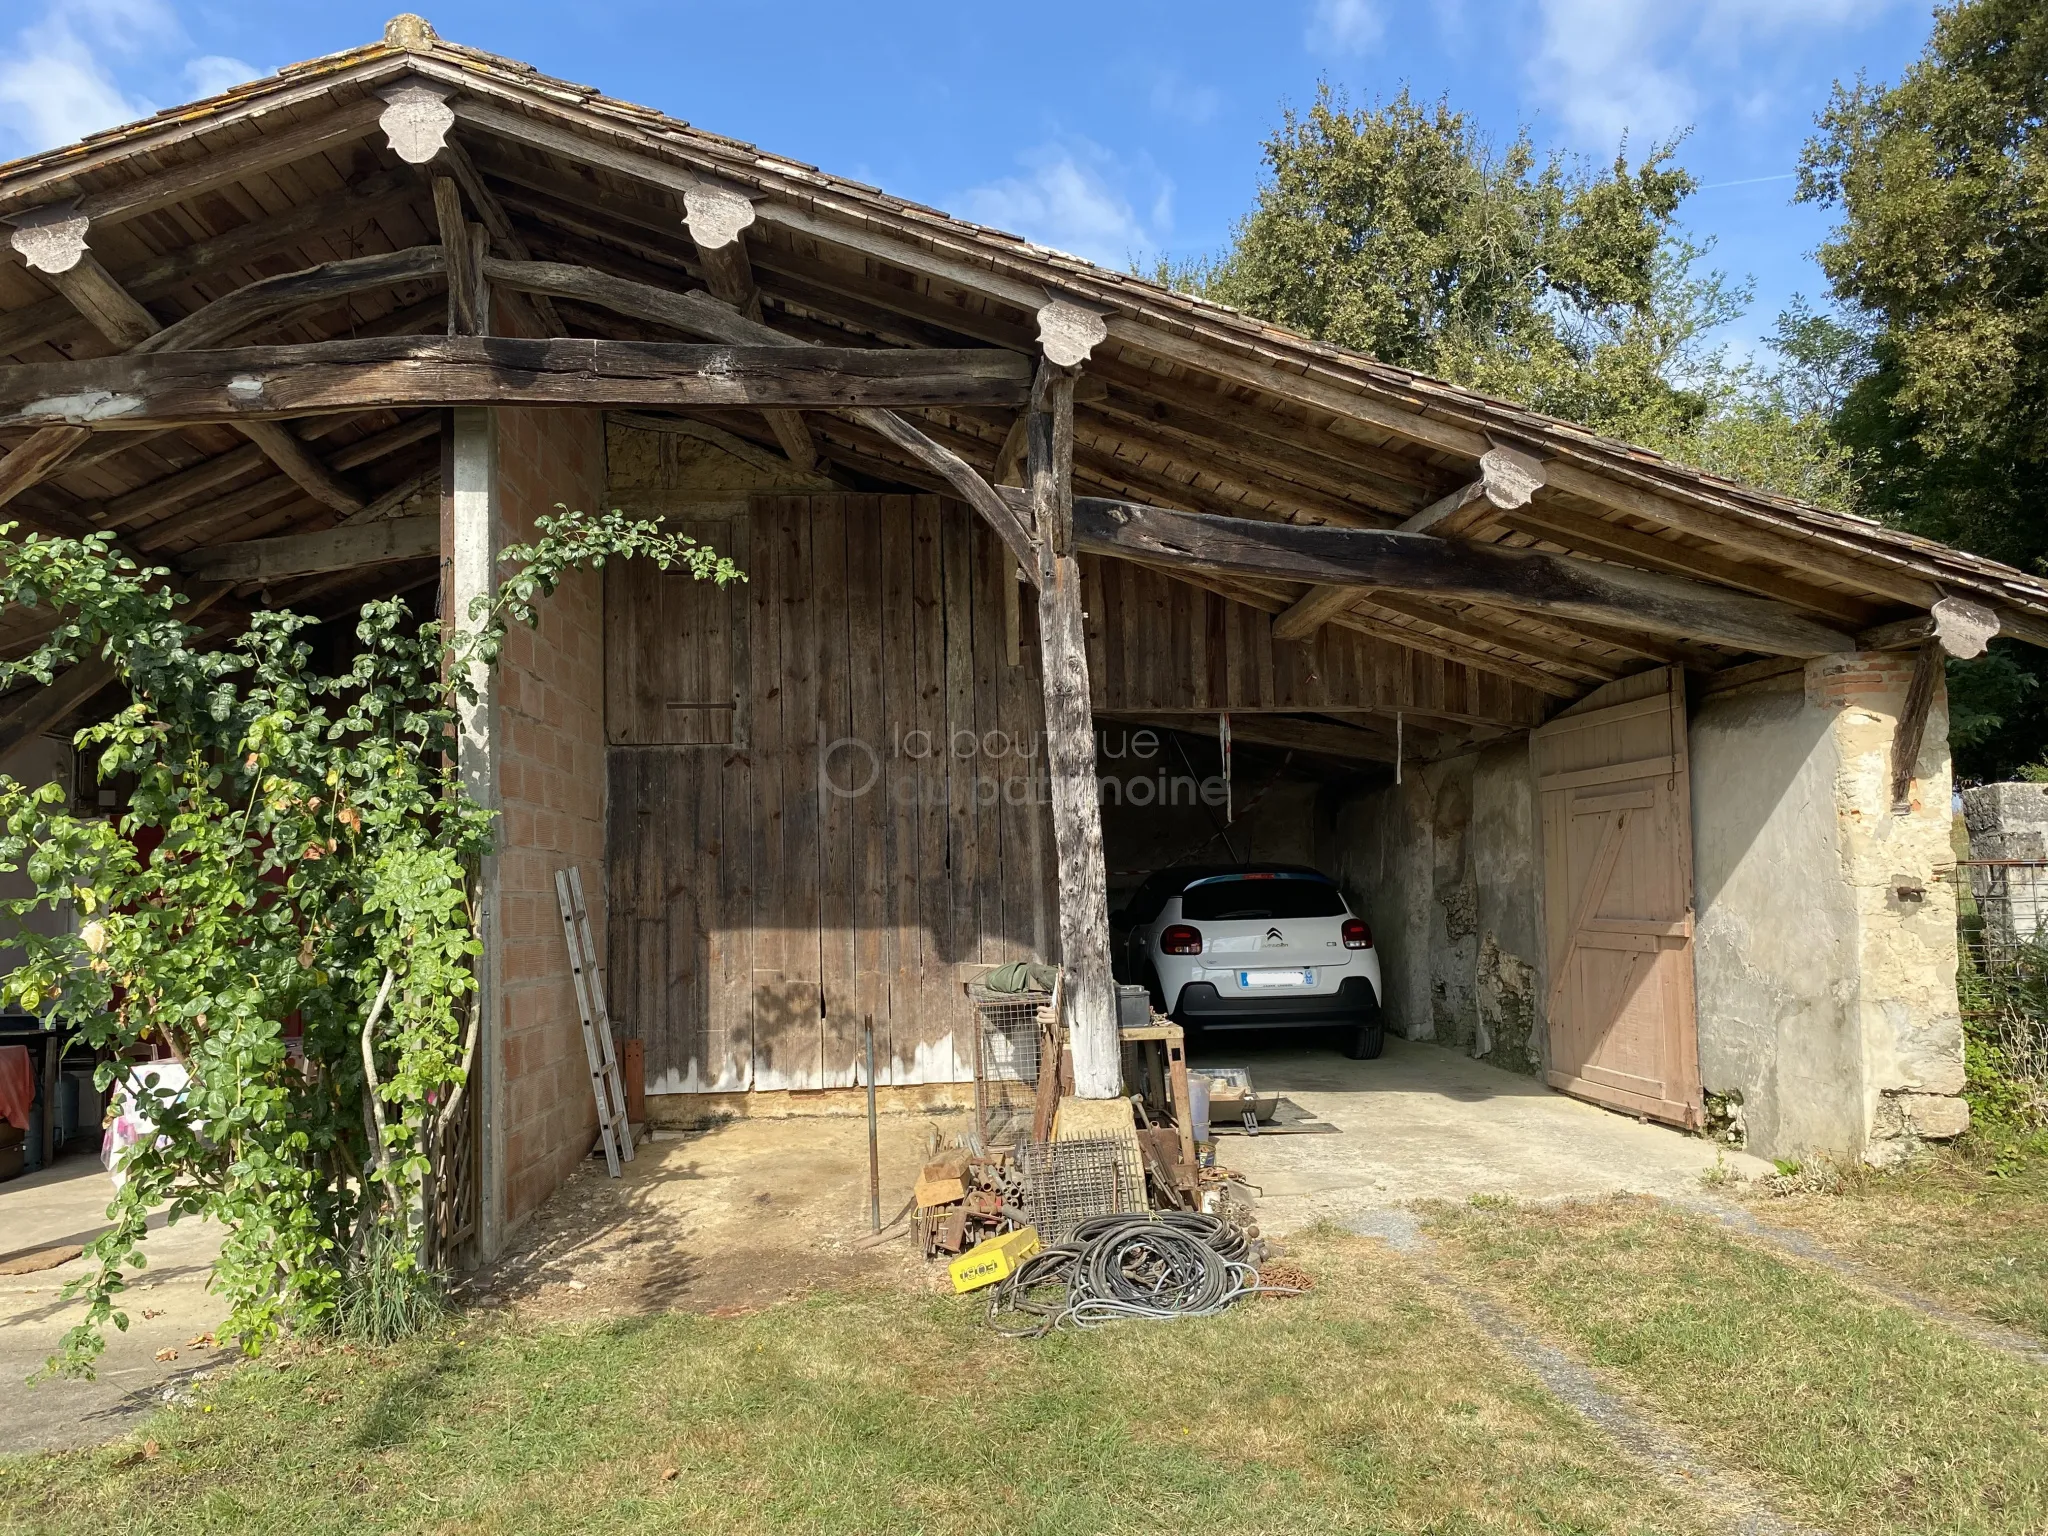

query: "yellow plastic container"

left=948, top=1226, right=1041, bottom=1293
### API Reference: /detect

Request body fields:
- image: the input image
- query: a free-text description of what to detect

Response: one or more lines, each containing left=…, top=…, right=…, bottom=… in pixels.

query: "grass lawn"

left=1744, top=1141, right=2048, bottom=1341
left=1, top=1229, right=1710, bottom=1536
left=1428, top=1195, right=2048, bottom=1536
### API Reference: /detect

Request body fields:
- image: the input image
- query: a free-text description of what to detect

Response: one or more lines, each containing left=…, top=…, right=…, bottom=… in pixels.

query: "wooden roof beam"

left=42, top=249, right=380, bottom=517
left=0, top=173, right=418, bottom=361
left=0, top=98, right=385, bottom=233
left=8, top=245, right=426, bottom=515
left=431, top=176, right=487, bottom=336
left=481, top=255, right=1040, bottom=578
left=1274, top=446, right=1546, bottom=642
left=683, top=184, right=818, bottom=472
left=0, top=336, right=1033, bottom=425
left=1037, top=492, right=1857, bottom=659
left=1105, top=710, right=1394, bottom=765
left=441, top=92, right=2048, bottom=631
left=1499, top=500, right=1877, bottom=625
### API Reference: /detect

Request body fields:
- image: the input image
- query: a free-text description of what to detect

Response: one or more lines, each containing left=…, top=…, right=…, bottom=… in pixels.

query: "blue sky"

left=0, top=0, right=1937, bottom=357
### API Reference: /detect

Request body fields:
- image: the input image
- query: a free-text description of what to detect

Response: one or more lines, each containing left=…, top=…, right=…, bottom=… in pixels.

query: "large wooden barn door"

left=1533, top=667, right=1702, bottom=1128
left=605, top=495, right=1056, bottom=1096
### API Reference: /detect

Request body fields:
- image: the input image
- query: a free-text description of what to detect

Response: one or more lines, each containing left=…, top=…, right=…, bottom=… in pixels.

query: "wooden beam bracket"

left=1861, top=596, right=2001, bottom=660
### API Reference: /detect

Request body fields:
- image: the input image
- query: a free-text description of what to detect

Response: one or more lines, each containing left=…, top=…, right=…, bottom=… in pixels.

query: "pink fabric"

left=0, top=1044, right=33, bottom=1131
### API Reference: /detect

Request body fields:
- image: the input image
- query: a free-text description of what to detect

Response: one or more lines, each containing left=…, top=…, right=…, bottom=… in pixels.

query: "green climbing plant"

left=0, top=506, right=740, bottom=1376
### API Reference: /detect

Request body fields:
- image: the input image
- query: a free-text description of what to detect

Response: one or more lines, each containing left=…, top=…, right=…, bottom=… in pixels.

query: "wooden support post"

left=434, top=140, right=563, bottom=337
left=434, top=177, right=482, bottom=337
left=1029, top=357, right=1118, bottom=1099
left=1891, top=640, right=1944, bottom=813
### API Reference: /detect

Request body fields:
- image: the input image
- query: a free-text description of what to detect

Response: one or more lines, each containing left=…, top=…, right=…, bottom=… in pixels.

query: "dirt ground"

left=468, top=1036, right=1766, bottom=1328
left=462, top=1108, right=974, bottom=1323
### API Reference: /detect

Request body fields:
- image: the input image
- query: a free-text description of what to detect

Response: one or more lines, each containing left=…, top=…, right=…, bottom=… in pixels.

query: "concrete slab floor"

left=1193, top=1034, right=1773, bottom=1230
left=0, top=1154, right=227, bottom=1457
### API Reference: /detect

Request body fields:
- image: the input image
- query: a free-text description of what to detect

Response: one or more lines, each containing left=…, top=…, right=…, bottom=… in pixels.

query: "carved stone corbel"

left=377, top=81, right=456, bottom=165
left=1035, top=298, right=1109, bottom=368
left=6, top=202, right=91, bottom=276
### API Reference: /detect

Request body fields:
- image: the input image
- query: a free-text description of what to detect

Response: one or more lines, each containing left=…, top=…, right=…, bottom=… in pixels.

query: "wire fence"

left=1952, top=860, right=2048, bottom=1129
left=965, top=983, right=1049, bottom=1149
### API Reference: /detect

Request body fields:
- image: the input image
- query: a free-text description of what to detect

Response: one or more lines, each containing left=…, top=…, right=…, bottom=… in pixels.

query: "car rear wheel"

left=1343, top=1012, right=1385, bottom=1060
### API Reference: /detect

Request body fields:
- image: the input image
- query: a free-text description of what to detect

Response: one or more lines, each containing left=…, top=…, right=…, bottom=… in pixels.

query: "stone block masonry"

left=1331, top=739, right=1547, bottom=1077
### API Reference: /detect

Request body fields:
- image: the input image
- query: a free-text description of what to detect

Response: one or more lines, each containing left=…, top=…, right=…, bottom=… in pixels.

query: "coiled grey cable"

left=986, top=1212, right=1294, bottom=1337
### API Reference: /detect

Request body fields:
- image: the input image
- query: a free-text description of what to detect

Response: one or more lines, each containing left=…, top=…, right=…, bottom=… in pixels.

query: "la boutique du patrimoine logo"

left=818, top=726, right=1229, bottom=809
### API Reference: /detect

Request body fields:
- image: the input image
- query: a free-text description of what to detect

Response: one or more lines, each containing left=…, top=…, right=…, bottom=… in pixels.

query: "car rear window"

left=1179, top=877, right=1345, bottom=921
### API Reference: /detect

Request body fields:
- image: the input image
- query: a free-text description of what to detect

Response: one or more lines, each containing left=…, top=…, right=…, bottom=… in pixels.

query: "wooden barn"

left=1, top=15, right=2042, bottom=1257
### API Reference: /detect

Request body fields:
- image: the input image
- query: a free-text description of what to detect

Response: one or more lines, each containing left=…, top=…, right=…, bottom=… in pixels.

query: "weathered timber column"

left=1028, top=329, right=1118, bottom=1097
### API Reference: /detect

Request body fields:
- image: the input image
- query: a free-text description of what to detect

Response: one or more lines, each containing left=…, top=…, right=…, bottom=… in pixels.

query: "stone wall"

left=1330, top=739, right=1546, bottom=1073
left=490, top=405, right=610, bottom=1230
left=1691, top=654, right=1965, bottom=1163
left=1961, top=782, right=2048, bottom=951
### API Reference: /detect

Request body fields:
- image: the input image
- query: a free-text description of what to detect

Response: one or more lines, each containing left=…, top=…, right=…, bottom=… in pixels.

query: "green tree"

left=1798, top=0, right=2048, bottom=777
left=0, top=510, right=739, bottom=1373
left=1173, top=86, right=1851, bottom=508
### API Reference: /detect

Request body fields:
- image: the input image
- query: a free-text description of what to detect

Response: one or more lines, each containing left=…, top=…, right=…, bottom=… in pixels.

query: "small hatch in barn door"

left=1533, top=666, right=1702, bottom=1128
left=606, top=514, right=750, bottom=746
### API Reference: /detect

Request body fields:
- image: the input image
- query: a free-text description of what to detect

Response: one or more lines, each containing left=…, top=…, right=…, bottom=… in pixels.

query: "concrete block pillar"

left=447, top=405, right=506, bottom=1260
left=1691, top=652, right=1966, bottom=1164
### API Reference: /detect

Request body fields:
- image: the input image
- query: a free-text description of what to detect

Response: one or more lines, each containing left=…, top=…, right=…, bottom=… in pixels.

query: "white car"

left=1116, top=865, right=1385, bottom=1059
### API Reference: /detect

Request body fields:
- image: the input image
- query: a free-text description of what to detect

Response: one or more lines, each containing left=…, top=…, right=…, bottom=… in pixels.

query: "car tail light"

left=1160, top=923, right=1203, bottom=955
left=1342, top=918, right=1373, bottom=949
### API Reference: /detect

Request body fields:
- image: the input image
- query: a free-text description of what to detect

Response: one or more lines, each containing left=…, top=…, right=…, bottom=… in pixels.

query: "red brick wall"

left=492, top=406, right=608, bottom=1229
left=1805, top=650, right=1922, bottom=710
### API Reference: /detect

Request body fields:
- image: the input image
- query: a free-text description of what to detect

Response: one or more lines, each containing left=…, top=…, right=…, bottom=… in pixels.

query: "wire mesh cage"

left=1016, top=1135, right=1148, bottom=1244
left=965, top=979, right=1052, bottom=1148
left=1951, top=859, right=2048, bottom=1124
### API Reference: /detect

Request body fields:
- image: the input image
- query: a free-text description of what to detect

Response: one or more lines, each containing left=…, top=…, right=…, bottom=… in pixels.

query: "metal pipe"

left=865, top=1015, right=880, bottom=1234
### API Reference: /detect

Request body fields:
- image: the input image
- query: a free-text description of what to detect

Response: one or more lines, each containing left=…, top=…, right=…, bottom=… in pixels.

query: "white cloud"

left=1527, top=0, right=1903, bottom=147
left=0, top=1, right=258, bottom=156
left=0, top=14, right=154, bottom=150
left=955, top=141, right=1172, bottom=269
left=184, top=54, right=257, bottom=99
left=1306, top=0, right=1385, bottom=54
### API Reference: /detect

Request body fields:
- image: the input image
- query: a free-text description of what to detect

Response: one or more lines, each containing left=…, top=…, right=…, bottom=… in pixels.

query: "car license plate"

left=1241, top=969, right=1313, bottom=989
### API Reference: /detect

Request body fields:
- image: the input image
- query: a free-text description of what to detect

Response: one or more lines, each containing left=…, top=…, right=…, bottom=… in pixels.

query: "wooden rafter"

left=179, top=513, right=439, bottom=583
left=0, top=172, right=417, bottom=360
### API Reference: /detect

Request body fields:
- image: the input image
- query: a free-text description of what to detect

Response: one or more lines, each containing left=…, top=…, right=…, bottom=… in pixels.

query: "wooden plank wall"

left=607, top=493, right=1058, bottom=1093
left=607, top=496, right=1551, bottom=1097
left=1080, top=555, right=1549, bottom=727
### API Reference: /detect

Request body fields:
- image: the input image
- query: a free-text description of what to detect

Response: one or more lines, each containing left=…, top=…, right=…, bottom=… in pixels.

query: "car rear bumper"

left=1172, top=975, right=1381, bottom=1030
